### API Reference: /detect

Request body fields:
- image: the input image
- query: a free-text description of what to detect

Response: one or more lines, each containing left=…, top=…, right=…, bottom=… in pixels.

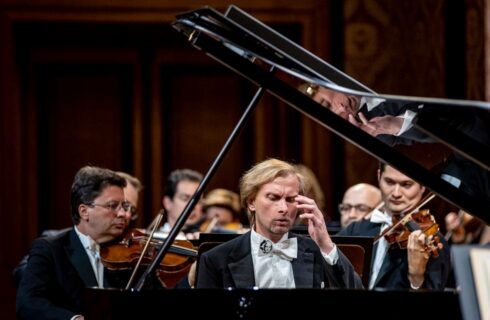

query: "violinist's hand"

left=296, top=195, right=334, bottom=254
left=407, top=230, right=429, bottom=289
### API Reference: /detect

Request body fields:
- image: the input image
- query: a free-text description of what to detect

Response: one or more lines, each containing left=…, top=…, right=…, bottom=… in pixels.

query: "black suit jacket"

left=16, top=228, right=101, bottom=320
left=196, top=231, right=362, bottom=289
left=337, top=219, right=451, bottom=289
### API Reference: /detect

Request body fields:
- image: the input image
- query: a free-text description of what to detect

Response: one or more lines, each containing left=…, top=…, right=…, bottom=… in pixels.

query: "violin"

left=382, top=209, right=442, bottom=257
left=198, top=216, right=243, bottom=233
left=100, top=228, right=197, bottom=288
left=374, top=193, right=442, bottom=257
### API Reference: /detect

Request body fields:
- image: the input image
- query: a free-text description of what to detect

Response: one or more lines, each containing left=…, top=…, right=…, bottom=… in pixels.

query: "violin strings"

left=125, top=212, right=165, bottom=290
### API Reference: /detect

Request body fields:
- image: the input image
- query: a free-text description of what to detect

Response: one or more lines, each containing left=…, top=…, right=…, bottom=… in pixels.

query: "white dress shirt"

left=75, top=226, right=104, bottom=288
left=251, top=230, right=296, bottom=288
left=250, top=230, right=339, bottom=288
left=368, top=209, right=393, bottom=289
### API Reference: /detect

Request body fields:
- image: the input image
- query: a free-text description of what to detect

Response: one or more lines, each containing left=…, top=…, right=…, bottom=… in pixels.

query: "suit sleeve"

left=195, top=252, right=222, bottom=289
left=16, top=239, right=76, bottom=320
left=329, top=250, right=364, bottom=289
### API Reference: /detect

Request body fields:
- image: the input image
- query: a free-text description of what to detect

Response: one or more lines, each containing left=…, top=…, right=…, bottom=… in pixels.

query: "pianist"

left=196, top=158, right=363, bottom=289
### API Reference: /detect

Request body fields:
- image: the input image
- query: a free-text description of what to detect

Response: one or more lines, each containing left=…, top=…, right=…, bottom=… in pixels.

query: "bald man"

left=339, top=183, right=382, bottom=228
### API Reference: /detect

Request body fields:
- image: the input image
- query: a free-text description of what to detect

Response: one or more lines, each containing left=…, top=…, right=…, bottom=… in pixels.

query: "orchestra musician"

left=199, top=188, right=247, bottom=233
left=337, top=163, right=451, bottom=290
left=12, top=171, right=143, bottom=289
left=16, top=166, right=133, bottom=320
left=445, top=210, right=490, bottom=245
left=339, top=183, right=382, bottom=228
left=196, top=158, right=363, bottom=289
left=157, top=168, right=205, bottom=240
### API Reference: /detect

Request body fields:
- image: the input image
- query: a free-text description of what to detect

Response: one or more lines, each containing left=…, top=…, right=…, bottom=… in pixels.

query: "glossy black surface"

left=172, top=5, right=490, bottom=223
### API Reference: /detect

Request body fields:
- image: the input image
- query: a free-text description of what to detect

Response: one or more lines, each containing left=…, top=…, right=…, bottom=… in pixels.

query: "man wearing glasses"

left=339, top=183, right=382, bottom=228
left=16, top=166, right=132, bottom=320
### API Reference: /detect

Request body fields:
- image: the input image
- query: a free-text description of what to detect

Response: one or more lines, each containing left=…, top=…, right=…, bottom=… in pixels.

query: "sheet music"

left=469, top=247, right=490, bottom=320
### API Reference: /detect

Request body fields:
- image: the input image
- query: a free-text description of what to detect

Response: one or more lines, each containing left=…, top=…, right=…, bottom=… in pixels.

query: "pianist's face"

left=313, top=87, right=361, bottom=120
left=378, top=165, right=425, bottom=216
left=248, top=174, right=299, bottom=242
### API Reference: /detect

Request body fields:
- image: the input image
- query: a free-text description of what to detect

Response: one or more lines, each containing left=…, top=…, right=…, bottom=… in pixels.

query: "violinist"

left=337, top=163, right=451, bottom=290
left=157, top=168, right=204, bottom=240
left=13, top=171, right=143, bottom=290
left=16, top=166, right=133, bottom=320
left=199, top=188, right=248, bottom=234
left=102, top=169, right=200, bottom=289
left=445, top=210, right=490, bottom=245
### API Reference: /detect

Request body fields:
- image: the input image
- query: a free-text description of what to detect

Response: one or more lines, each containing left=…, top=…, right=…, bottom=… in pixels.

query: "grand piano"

left=83, top=5, right=489, bottom=319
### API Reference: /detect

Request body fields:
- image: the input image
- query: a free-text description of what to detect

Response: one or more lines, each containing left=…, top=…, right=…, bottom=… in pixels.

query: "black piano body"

left=83, top=5, right=489, bottom=320
left=83, top=287, right=461, bottom=319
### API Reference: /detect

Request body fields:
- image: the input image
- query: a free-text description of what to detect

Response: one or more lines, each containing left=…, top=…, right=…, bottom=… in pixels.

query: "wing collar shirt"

left=251, top=230, right=298, bottom=288
left=368, top=209, right=393, bottom=289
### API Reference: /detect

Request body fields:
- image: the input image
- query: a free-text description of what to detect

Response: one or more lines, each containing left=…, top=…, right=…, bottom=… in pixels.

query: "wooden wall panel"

left=36, top=64, right=131, bottom=229
left=466, top=0, right=485, bottom=100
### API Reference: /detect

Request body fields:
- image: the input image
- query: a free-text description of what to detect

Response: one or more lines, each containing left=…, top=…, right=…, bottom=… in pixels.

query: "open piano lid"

left=171, top=5, right=490, bottom=224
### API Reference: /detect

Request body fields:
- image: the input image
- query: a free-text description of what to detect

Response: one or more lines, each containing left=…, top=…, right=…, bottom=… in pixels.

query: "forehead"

left=343, top=188, right=370, bottom=203
left=259, top=174, right=300, bottom=194
left=98, top=185, right=125, bottom=199
left=175, top=180, right=199, bottom=194
left=316, top=87, right=333, bottom=98
left=381, top=165, right=413, bottom=181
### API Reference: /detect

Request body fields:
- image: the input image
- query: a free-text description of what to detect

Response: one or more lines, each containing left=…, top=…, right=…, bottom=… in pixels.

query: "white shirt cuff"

left=321, top=244, right=339, bottom=265
left=410, top=282, right=421, bottom=290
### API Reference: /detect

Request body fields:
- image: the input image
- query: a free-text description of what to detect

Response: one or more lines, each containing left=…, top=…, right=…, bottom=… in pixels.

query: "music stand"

left=331, top=236, right=374, bottom=287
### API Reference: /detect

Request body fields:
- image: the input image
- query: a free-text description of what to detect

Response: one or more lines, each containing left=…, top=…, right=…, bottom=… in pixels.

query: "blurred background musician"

left=339, top=183, right=382, bottom=228
left=445, top=210, right=490, bottom=245
left=199, top=188, right=248, bottom=234
left=157, top=168, right=204, bottom=240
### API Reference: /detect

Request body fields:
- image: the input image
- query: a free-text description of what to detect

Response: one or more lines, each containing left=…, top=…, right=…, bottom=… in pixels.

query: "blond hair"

left=239, top=158, right=305, bottom=225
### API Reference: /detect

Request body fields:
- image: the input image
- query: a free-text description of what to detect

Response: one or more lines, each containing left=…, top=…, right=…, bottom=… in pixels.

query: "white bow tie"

left=258, top=238, right=298, bottom=261
left=370, top=209, right=393, bottom=226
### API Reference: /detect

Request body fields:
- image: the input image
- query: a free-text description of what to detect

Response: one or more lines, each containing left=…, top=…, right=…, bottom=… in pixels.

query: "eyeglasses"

left=338, top=204, right=372, bottom=214
left=88, top=201, right=131, bottom=213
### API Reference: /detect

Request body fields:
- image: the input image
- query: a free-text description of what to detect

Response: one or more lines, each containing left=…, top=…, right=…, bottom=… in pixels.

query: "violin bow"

left=125, top=210, right=165, bottom=290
